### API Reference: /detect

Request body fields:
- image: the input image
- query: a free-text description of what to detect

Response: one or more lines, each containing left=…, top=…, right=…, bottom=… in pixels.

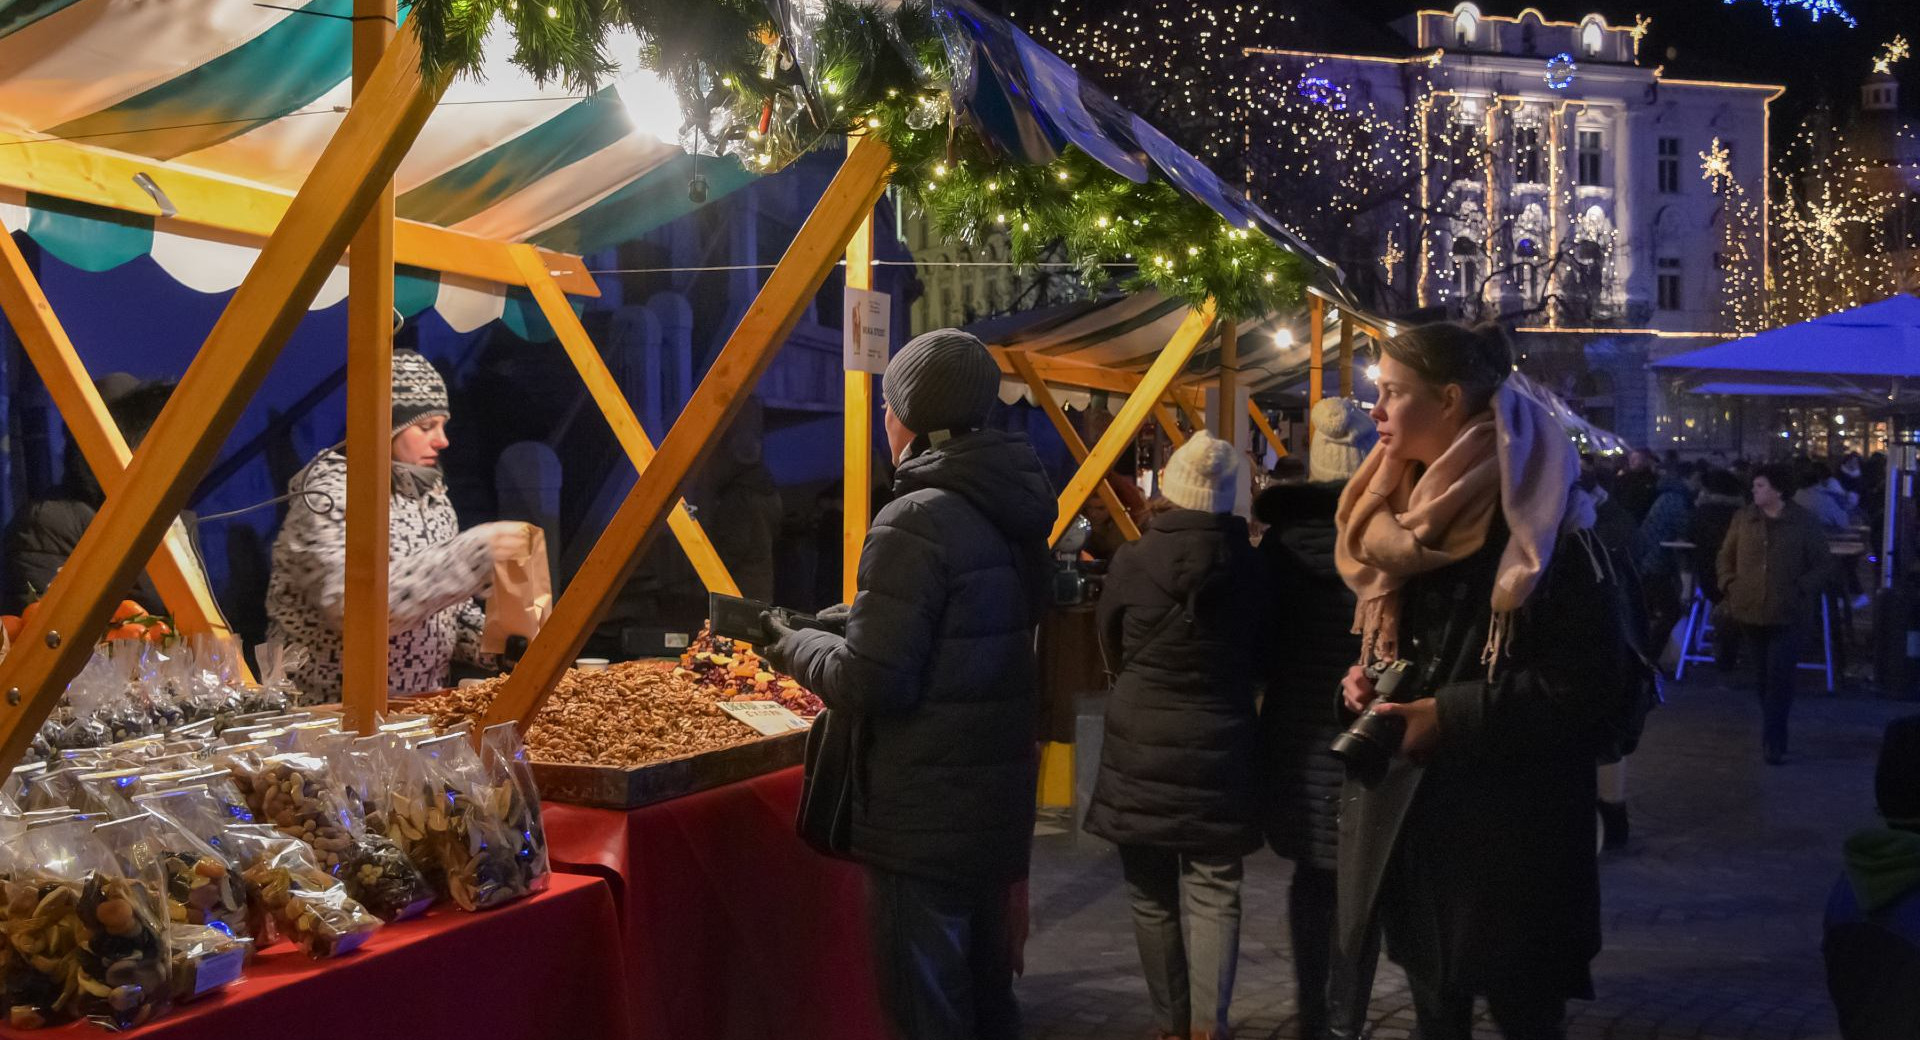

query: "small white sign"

left=844, top=287, right=892, bottom=374
left=718, top=700, right=813, bottom=736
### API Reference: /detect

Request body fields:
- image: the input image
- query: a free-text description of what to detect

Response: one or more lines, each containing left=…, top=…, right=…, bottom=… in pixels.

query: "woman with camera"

left=1331, top=322, right=1622, bottom=1040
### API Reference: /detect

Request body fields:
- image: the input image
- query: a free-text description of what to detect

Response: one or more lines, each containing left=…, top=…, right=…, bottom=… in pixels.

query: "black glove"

left=815, top=603, right=851, bottom=635
left=759, top=610, right=802, bottom=676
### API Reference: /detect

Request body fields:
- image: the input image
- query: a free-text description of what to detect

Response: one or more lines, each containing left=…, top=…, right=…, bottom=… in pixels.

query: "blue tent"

left=1652, top=295, right=1920, bottom=403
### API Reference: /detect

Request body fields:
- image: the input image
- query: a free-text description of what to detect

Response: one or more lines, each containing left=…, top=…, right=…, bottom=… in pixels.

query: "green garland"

left=405, top=0, right=1311, bottom=319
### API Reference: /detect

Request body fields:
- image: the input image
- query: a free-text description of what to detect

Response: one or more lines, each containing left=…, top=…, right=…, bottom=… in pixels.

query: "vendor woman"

left=266, top=348, right=529, bottom=701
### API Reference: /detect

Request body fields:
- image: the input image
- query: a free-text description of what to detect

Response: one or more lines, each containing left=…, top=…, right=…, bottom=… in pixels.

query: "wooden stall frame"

left=0, top=28, right=445, bottom=766
left=843, top=204, right=876, bottom=605
left=1248, top=399, right=1289, bottom=460
left=0, top=218, right=248, bottom=677
left=1214, top=320, right=1238, bottom=442
left=1153, top=400, right=1189, bottom=448
left=1006, top=350, right=1141, bottom=544
left=341, top=0, right=398, bottom=733
left=510, top=246, right=742, bottom=599
left=478, top=134, right=895, bottom=734
left=1049, top=302, right=1216, bottom=547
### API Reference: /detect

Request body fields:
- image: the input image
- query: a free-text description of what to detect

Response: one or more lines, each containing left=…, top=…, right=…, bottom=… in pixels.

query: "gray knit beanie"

left=392, top=349, right=450, bottom=435
left=1161, top=431, right=1243, bottom=514
left=883, top=329, right=1001, bottom=436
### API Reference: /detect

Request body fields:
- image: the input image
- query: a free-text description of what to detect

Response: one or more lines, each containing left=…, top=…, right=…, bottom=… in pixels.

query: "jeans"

left=1289, top=864, right=1337, bottom=1040
left=1118, top=845, right=1244, bottom=1037
left=1743, top=623, right=1799, bottom=758
left=866, top=868, right=1020, bottom=1040
left=1408, top=974, right=1567, bottom=1040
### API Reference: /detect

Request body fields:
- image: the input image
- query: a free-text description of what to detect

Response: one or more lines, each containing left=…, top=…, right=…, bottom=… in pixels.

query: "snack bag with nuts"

left=253, top=638, right=309, bottom=710
left=229, top=753, right=434, bottom=922
left=0, top=817, right=171, bottom=1031
left=481, top=723, right=551, bottom=889
left=116, top=794, right=251, bottom=942
left=410, top=731, right=548, bottom=911
left=94, top=813, right=250, bottom=1005
left=223, top=826, right=378, bottom=959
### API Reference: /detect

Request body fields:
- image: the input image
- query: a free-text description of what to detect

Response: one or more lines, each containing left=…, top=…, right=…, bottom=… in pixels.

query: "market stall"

left=0, top=0, right=1359, bottom=1035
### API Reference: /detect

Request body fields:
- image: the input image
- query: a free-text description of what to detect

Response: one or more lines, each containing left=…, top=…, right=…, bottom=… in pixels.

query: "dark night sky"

left=996, top=0, right=1920, bottom=132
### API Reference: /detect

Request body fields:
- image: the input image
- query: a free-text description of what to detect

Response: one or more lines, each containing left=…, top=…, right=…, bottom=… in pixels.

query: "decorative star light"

left=1379, top=238, right=1404, bottom=282
left=1699, top=137, right=1732, bottom=187
left=1873, top=35, right=1910, bottom=74
left=1544, top=52, right=1577, bottom=90
left=1297, top=76, right=1349, bottom=111
left=1722, top=0, right=1857, bottom=29
left=1630, top=15, right=1653, bottom=54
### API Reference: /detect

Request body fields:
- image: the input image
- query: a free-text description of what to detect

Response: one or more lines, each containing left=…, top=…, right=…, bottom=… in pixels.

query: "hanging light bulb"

left=1274, top=328, right=1294, bottom=349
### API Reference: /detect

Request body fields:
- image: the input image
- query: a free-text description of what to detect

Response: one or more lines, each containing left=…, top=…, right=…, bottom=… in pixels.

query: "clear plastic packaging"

left=394, top=729, right=549, bottom=911
left=0, top=817, right=171, bottom=1031
left=225, top=826, right=379, bottom=959
left=113, top=796, right=251, bottom=942
left=253, top=639, right=310, bottom=710
left=166, top=925, right=248, bottom=1003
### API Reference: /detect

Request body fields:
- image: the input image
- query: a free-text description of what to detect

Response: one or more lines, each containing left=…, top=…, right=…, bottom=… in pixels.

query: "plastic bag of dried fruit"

left=481, top=723, right=550, bottom=888
left=228, top=752, right=433, bottom=922
left=120, top=791, right=252, bottom=942
left=223, top=825, right=378, bottom=959
left=95, top=811, right=250, bottom=1006
left=0, top=816, right=171, bottom=1031
left=403, top=729, right=548, bottom=911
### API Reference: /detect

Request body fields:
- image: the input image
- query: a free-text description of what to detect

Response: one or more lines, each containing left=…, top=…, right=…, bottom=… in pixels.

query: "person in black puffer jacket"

left=1085, top=431, right=1269, bottom=1040
left=767, top=330, right=1054, bottom=1040
left=1254, top=470, right=1368, bottom=1037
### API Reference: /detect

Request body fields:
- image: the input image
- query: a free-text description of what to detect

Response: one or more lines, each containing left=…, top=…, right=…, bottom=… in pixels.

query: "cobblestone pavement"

left=1019, top=672, right=1915, bottom=1040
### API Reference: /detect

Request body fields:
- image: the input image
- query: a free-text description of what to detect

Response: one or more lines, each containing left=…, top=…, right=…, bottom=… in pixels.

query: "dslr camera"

left=1328, top=659, right=1416, bottom=783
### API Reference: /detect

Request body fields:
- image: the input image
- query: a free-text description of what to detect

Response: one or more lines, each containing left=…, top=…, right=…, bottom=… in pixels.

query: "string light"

left=1698, top=137, right=1733, bottom=186
left=1872, top=35, right=1910, bottom=74
left=1721, top=0, right=1858, bottom=28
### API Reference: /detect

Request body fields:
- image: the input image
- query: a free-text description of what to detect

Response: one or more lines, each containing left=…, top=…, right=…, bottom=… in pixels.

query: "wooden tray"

left=528, top=730, right=808, bottom=810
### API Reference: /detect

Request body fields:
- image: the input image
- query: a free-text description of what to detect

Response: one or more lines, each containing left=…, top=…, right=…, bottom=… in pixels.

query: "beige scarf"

left=1334, top=384, right=1580, bottom=670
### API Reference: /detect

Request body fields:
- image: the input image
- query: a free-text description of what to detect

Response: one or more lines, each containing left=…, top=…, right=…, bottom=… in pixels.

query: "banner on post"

left=844, top=287, right=891, bottom=374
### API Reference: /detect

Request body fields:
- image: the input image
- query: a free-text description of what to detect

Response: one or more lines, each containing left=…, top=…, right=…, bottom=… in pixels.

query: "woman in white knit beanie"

left=1309, top=397, right=1378, bottom=483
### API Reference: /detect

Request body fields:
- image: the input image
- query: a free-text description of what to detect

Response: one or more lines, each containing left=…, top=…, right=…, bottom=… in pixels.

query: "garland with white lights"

left=403, top=0, right=1311, bottom=319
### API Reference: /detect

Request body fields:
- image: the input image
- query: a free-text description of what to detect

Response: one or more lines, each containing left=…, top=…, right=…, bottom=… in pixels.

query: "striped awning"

left=0, top=1, right=754, bottom=327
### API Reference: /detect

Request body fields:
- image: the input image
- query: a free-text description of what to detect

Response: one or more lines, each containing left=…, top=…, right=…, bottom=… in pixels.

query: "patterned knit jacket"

left=266, top=451, right=492, bottom=701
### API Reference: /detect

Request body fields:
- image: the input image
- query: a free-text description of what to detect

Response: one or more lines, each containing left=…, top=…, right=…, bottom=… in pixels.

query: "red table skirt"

left=0, top=871, right=629, bottom=1040
left=543, top=765, right=889, bottom=1040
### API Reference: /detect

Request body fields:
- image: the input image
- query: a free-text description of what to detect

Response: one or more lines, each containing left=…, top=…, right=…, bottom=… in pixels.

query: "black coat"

left=782, top=430, right=1055, bottom=888
left=1338, top=518, right=1607, bottom=1002
left=1687, top=493, right=1743, bottom=602
left=1253, top=482, right=1352, bottom=872
left=1084, top=509, right=1268, bottom=857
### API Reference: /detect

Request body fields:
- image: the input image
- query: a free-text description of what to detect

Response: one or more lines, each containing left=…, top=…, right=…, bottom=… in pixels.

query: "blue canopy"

left=1652, top=295, right=1920, bottom=401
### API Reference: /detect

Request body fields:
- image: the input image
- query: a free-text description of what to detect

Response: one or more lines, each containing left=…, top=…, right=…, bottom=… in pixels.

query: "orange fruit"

left=112, top=600, right=146, bottom=623
left=105, top=624, right=146, bottom=643
left=142, top=621, right=172, bottom=643
left=0, top=616, right=19, bottom=641
left=19, top=601, right=39, bottom=626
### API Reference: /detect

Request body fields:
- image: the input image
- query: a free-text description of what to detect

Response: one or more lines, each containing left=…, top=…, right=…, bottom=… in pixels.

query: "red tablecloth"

left=0, top=872, right=628, bottom=1040
left=543, top=765, right=889, bottom=1040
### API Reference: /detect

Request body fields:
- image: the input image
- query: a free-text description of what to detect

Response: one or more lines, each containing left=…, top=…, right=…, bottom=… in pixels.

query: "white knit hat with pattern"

left=1161, top=431, right=1242, bottom=514
left=1309, top=397, right=1377, bottom=482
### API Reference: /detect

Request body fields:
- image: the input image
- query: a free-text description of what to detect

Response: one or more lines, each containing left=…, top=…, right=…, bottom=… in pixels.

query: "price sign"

left=718, top=700, right=813, bottom=736
left=844, top=287, right=891, bottom=374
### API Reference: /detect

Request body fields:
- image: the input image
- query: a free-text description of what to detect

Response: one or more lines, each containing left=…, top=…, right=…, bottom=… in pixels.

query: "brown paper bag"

left=482, top=524, right=552, bottom=654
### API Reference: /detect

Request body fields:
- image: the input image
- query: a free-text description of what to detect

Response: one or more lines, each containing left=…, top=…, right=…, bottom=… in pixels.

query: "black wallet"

left=708, top=593, right=824, bottom=645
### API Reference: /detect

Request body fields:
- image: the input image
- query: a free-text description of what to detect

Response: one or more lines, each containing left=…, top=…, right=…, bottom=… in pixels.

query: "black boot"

left=1597, top=799, right=1630, bottom=851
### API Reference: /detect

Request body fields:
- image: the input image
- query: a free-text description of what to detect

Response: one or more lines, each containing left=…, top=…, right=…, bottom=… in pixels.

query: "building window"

left=1515, top=125, right=1542, bottom=183
left=1582, top=21, right=1604, bottom=57
left=1455, top=8, right=1478, bottom=47
left=1657, top=137, right=1680, bottom=194
left=1577, top=130, right=1604, bottom=186
left=1657, top=257, right=1682, bottom=311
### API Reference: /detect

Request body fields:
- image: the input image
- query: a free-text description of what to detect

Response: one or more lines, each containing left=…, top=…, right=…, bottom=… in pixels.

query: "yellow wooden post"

left=1215, top=320, right=1238, bottom=441
left=1338, top=313, right=1355, bottom=400
left=509, top=246, right=740, bottom=597
left=1174, top=391, right=1207, bottom=434
left=0, top=219, right=248, bottom=675
left=1248, top=399, right=1289, bottom=459
left=341, top=0, right=396, bottom=734
left=1008, top=351, right=1140, bottom=543
left=0, top=30, right=442, bottom=768
left=1308, top=295, right=1327, bottom=418
left=1051, top=303, right=1216, bottom=546
left=842, top=208, right=876, bottom=605
left=1152, top=400, right=1188, bottom=448
left=479, top=137, right=895, bottom=734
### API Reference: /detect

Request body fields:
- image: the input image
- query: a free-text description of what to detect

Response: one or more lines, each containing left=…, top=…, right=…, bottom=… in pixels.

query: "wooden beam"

left=0, top=216, right=247, bottom=675
left=1051, top=303, right=1216, bottom=546
left=843, top=203, right=875, bottom=605
left=1308, top=294, right=1326, bottom=438
left=0, top=133, right=598, bottom=297
left=1215, top=320, right=1238, bottom=441
left=1338, top=313, right=1355, bottom=399
left=987, top=347, right=1145, bottom=396
left=1175, top=392, right=1208, bottom=433
left=341, top=0, right=396, bottom=734
left=479, top=136, right=895, bottom=734
left=1007, top=351, right=1140, bottom=544
left=508, top=245, right=740, bottom=597
left=1248, top=399, right=1289, bottom=459
left=1152, top=400, right=1188, bottom=448
left=0, top=28, right=443, bottom=769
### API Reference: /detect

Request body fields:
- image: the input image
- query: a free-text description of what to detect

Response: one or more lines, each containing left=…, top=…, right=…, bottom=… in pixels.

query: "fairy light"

left=1699, top=137, right=1733, bottom=186
left=1872, top=35, right=1910, bottom=74
left=1721, top=0, right=1857, bottom=28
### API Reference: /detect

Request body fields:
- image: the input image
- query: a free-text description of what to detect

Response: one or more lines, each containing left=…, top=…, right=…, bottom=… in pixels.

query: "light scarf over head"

left=1334, top=383, right=1581, bottom=670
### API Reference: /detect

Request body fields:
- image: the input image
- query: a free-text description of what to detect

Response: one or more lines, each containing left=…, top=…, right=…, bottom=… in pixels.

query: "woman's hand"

left=1341, top=665, right=1376, bottom=715
left=475, top=521, right=533, bottom=563
left=1371, top=699, right=1442, bottom=763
